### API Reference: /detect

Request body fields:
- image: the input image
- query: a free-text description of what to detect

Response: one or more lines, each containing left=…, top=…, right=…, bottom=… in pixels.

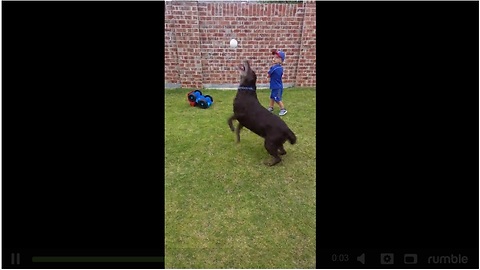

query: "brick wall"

left=164, top=1, right=316, bottom=89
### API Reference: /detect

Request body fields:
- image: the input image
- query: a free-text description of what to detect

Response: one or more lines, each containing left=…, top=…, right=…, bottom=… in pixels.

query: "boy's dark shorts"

left=270, top=88, right=283, bottom=102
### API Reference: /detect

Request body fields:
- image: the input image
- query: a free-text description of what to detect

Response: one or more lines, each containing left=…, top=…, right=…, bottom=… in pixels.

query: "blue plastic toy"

left=186, top=90, right=214, bottom=109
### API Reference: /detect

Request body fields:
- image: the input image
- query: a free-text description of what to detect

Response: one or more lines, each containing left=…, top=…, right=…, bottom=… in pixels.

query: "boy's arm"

left=268, top=49, right=277, bottom=77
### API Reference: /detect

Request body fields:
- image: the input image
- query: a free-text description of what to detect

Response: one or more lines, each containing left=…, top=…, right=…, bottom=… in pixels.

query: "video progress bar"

left=32, top=256, right=164, bottom=263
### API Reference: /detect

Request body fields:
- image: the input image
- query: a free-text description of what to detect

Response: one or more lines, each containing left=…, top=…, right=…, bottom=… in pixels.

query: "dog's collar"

left=238, top=86, right=256, bottom=91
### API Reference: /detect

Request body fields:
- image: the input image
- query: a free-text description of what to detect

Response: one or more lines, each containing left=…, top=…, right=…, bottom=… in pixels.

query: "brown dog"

left=227, top=60, right=296, bottom=166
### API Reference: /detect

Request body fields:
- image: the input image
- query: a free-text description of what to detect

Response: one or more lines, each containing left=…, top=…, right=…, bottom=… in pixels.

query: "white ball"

left=230, top=39, right=238, bottom=48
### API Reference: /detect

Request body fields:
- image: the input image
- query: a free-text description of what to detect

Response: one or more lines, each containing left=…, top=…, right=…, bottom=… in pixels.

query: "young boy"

left=267, top=49, right=287, bottom=116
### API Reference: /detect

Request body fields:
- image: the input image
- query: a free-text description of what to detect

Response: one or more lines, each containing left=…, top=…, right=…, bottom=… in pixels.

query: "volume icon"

left=357, top=253, right=365, bottom=264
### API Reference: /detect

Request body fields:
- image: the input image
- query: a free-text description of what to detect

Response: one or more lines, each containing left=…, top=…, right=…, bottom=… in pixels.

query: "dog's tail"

left=286, top=129, right=297, bottom=145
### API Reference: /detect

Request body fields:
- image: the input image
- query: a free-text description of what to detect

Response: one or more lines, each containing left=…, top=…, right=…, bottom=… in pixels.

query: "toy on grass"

left=198, top=95, right=213, bottom=109
left=187, top=90, right=201, bottom=106
left=186, top=90, right=214, bottom=109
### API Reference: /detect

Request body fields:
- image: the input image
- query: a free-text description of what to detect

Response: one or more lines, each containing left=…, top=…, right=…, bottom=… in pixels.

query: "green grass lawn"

left=165, top=87, right=316, bottom=269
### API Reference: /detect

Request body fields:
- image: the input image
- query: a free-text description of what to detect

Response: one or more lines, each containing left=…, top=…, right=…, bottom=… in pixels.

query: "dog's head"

left=237, top=60, right=257, bottom=89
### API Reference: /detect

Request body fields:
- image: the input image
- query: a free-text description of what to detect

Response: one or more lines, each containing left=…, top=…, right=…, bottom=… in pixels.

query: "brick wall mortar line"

left=196, top=0, right=205, bottom=88
left=295, top=0, right=307, bottom=86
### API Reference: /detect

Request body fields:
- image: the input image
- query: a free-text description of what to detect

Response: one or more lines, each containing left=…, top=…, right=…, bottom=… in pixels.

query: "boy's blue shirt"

left=268, top=64, right=283, bottom=90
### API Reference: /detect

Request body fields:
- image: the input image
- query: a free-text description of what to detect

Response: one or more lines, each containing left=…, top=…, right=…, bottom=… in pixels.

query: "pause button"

left=11, top=253, right=20, bottom=265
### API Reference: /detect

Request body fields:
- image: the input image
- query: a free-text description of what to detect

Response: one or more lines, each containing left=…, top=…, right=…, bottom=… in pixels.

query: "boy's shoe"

left=267, top=107, right=274, bottom=112
left=279, top=109, right=287, bottom=116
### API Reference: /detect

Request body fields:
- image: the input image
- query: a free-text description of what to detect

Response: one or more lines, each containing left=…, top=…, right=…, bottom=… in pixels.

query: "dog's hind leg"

left=227, top=115, right=237, bottom=132
left=278, top=144, right=287, bottom=155
left=235, top=123, right=243, bottom=143
left=264, top=140, right=282, bottom=166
